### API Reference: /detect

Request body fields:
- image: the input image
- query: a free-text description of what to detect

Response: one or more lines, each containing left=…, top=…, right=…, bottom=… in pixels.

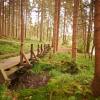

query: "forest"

left=0, top=0, right=100, bottom=100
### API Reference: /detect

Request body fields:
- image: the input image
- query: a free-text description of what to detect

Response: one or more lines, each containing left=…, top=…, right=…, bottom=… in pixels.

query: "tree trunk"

left=8, top=0, right=11, bottom=37
left=72, top=0, right=79, bottom=60
left=15, top=0, right=17, bottom=38
left=63, top=5, right=67, bottom=44
left=40, top=0, right=44, bottom=42
left=92, top=0, right=100, bottom=96
left=4, top=1, right=7, bottom=36
left=37, top=4, right=40, bottom=39
left=53, top=0, right=61, bottom=52
left=2, top=0, right=4, bottom=36
left=12, top=0, right=15, bottom=38
left=0, top=0, right=1, bottom=36
left=86, top=0, right=93, bottom=54
left=46, top=18, right=49, bottom=41
left=20, top=0, right=24, bottom=64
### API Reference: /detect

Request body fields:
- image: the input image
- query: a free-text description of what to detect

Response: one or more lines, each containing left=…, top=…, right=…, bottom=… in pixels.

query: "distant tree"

left=86, top=0, right=94, bottom=54
left=40, top=0, right=44, bottom=42
left=72, top=0, right=79, bottom=60
left=63, top=1, right=67, bottom=44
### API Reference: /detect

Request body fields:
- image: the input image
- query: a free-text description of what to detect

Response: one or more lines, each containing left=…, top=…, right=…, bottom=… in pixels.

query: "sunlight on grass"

left=0, top=38, right=40, bottom=60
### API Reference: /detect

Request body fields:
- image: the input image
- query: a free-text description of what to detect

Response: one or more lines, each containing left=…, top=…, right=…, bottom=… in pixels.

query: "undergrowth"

left=17, top=52, right=99, bottom=100
left=0, top=52, right=98, bottom=100
left=0, top=38, right=40, bottom=60
left=0, top=85, right=12, bottom=100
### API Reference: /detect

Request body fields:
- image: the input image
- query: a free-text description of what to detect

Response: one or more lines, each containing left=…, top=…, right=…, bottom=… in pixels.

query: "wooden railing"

left=0, top=43, right=51, bottom=84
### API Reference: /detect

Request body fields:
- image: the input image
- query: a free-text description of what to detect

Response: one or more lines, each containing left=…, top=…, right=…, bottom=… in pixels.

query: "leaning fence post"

left=30, top=44, right=33, bottom=60
left=37, top=44, right=40, bottom=56
left=41, top=44, right=43, bottom=54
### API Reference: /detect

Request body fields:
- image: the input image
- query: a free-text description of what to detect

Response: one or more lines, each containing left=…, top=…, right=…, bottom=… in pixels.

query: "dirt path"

left=58, top=45, right=71, bottom=53
left=0, top=45, right=71, bottom=70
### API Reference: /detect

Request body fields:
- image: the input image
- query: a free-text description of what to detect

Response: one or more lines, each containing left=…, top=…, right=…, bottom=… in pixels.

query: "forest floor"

left=0, top=38, right=41, bottom=60
left=58, top=44, right=71, bottom=53
left=0, top=38, right=99, bottom=100
left=0, top=51, right=98, bottom=100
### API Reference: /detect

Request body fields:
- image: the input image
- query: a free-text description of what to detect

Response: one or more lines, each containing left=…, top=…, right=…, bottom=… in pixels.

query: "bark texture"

left=92, top=0, right=100, bottom=96
left=72, top=0, right=79, bottom=60
left=53, top=0, right=61, bottom=53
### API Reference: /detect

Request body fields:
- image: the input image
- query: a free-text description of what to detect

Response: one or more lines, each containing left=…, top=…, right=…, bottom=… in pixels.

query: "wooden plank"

left=0, top=69, right=9, bottom=81
left=5, top=66, right=23, bottom=76
left=0, top=54, right=30, bottom=70
left=0, top=44, right=49, bottom=71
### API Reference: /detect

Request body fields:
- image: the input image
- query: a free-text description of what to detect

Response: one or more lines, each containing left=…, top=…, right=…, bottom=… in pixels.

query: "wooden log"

left=30, top=44, right=38, bottom=62
left=40, top=44, right=43, bottom=54
left=0, top=69, right=9, bottom=84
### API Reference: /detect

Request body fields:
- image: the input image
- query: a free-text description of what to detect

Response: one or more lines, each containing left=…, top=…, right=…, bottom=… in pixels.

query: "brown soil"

left=8, top=71, right=50, bottom=90
left=58, top=45, right=71, bottom=53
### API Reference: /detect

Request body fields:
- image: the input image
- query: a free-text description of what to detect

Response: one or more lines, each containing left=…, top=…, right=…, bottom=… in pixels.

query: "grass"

left=0, top=38, right=41, bottom=60
left=17, top=52, right=98, bottom=100
left=0, top=48, right=98, bottom=100
left=0, top=85, right=12, bottom=100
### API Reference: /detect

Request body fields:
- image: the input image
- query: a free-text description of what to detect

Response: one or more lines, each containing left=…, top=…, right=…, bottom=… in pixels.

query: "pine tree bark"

left=4, top=1, right=7, bottom=36
left=63, top=5, right=67, bottom=44
left=37, top=4, right=40, bottom=39
left=8, top=0, right=11, bottom=37
left=12, top=0, right=15, bottom=38
left=53, top=0, right=61, bottom=52
left=46, top=18, right=49, bottom=41
left=72, top=0, right=79, bottom=60
left=92, top=0, right=100, bottom=96
left=0, top=0, right=1, bottom=36
left=86, top=0, right=93, bottom=54
left=20, top=0, right=24, bottom=64
left=1, top=0, right=4, bottom=36
left=40, top=0, right=44, bottom=42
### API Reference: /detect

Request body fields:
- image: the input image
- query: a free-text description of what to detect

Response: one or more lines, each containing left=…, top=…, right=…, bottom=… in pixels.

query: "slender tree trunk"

left=82, top=18, right=87, bottom=58
left=25, top=9, right=27, bottom=39
left=2, top=0, right=4, bottom=36
left=72, top=0, right=79, bottom=60
left=5, top=1, right=7, bottom=36
left=0, top=1, right=1, bottom=36
left=92, top=0, right=100, bottom=96
left=15, top=0, right=18, bottom=38
left=63, top=6, right=67, bottom=44
left=46, top=18, right=49, bottom=41
left=37, top=4, right=40, bottom=39
left=18, top=0, right=21, bottom=40
left=86, top=0, right=93, bottom=54
left=8, top=0, right=11, bottom=37
left=40, top=0, right=44, bottom=42
left=20, top=0, right=24, bottom=64
left=12, top=0, right=15, bottom=38
left=53, top=0, right=61, bottom=52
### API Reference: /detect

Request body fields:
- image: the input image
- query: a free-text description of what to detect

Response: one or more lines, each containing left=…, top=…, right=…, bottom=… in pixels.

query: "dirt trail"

left=58, top=45, right=71, bottom=53
left=0, top=45, right=71, bottom=70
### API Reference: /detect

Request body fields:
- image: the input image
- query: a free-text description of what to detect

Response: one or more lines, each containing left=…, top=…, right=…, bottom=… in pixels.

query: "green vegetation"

left=0, top=85, right=12, bottom=100
left=17, top=52, right=98, bottom=100
left=0, top=38, right=40, bottom=60
left=0, top=39, right=97, bottom=100
left=0, top=52, right=99, bottom=100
